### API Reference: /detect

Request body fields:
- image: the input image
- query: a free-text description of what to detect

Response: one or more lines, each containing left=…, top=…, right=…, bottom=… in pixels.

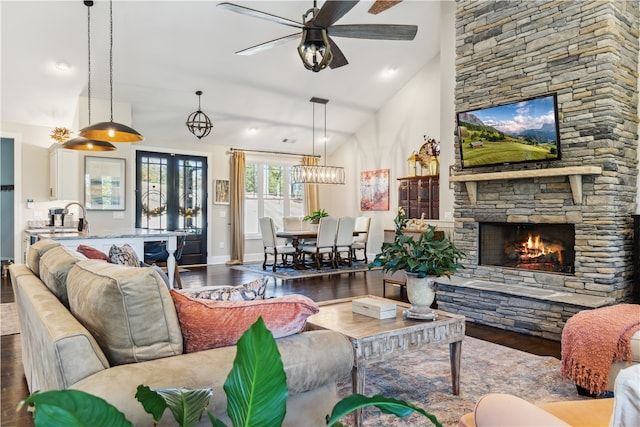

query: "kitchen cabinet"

left=49, top=144, right=79, bottom=200
left=397, top=176, right=439, bottom=220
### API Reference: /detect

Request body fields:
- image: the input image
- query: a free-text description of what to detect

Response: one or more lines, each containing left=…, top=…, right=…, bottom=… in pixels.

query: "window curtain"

left=226, top=150, right=245, bottom=265
left=302, top=155, right=319, bottom=214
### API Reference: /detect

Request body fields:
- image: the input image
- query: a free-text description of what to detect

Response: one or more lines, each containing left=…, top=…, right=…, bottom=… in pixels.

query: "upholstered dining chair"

left=334, top=216, right=356, bottom=266
left=259, top=217, right=296, bottom=272
left=351, top=216, right=371, bottom=263
left=301, top=217, right=338, bottom=269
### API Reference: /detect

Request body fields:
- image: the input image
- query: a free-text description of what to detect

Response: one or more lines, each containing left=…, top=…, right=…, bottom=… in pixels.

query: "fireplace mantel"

left=449, top=166, right=602, bottom=205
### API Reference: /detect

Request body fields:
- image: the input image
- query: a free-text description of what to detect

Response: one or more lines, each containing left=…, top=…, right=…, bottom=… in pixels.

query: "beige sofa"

left=11, top=240, right=353, bottom=426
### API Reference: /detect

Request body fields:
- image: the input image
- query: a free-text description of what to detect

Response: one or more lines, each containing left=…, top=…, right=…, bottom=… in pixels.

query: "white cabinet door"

left=49, top=144, right=79, bottom=200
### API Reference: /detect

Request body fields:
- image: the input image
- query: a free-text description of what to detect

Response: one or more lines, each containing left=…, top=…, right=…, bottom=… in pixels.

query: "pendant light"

left=63, top=1, right=116, bottom=152
left=291, top=97, right=345, bottom=184
left=186, top=90, right=213, bottom=139
left=78, top=0, right=143, bottom=143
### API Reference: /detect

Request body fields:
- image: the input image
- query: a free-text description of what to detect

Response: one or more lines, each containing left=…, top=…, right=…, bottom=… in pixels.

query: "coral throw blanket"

left=561, top=304, right=640, bottom=394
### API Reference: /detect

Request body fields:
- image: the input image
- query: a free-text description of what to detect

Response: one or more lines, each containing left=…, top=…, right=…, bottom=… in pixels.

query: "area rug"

left=231, top=261, right=378, bottom=280
left=1, top=302, right=20, bottom=336
left=335, top=336, right=584, bottom=427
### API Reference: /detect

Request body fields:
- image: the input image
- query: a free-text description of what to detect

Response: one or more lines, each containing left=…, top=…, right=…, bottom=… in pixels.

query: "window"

left=245, top=160, right=304, bottom=237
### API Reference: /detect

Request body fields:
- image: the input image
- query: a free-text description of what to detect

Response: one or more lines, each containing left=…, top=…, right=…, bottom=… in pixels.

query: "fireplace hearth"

left=479, top=223, right=575, bottom=274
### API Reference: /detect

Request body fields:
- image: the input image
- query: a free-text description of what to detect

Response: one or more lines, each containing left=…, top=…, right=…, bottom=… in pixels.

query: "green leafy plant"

left=369, top=209, right=464, bottom=279
left=19, top=317, right=441, bottom=427
left=303, top=208, right=329, bottom=224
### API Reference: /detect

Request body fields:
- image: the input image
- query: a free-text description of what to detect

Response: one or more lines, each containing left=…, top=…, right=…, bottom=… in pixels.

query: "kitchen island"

left=27, top=229, right=183, bottom=288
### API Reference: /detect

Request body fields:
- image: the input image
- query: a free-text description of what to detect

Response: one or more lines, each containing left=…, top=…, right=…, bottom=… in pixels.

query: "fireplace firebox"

left=479, top=223, right=575, bottom=274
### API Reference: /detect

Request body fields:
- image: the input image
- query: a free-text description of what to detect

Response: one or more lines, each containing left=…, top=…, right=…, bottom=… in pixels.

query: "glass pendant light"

left=78, top=0, right=143, bottom=143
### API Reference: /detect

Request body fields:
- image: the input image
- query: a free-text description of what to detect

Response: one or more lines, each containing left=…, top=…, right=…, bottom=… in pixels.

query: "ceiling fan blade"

left=328, top=24, right=417, bottom=40
left=217, top=2, right=303, bottom=29
left=368, top=0, right=402, bottom=15
left=327, top=37, right=348, bottom=69
left=313, top=1, right=359, bottom=28
left=236, top=33, right=301, bottom=56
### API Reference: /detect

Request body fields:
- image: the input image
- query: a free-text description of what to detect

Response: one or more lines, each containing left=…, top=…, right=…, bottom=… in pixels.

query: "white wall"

left=322, top=1, right=457, bottom=258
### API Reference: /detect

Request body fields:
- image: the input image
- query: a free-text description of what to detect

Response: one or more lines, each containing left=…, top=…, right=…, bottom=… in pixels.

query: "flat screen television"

left=456, top=93, right=561, bottom=169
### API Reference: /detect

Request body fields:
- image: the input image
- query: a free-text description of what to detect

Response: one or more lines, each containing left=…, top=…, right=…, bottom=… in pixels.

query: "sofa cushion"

left=178, top=277, right=268, bottom=301
left=170, top=290, right=319, bottom=352
left=26, top=238, right=61, bottom=277
left=67, top=260, right=183, bottom=365
left=39, top=246, right=87, bottom=307
left=77, top=244, right=110, bottom=262
left=109, top=243, right=140, bottom=267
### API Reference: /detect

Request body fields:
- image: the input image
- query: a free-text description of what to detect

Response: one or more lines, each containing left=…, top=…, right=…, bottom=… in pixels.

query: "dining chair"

left=351, top=216, right=371, bottom=263
left=143, top=233, right=187, bottom=289
left=334, top=216, right=356, bottom=266
left=259, top=217, right=296, bottom=272
left=301, top=217, right=338, bottom=269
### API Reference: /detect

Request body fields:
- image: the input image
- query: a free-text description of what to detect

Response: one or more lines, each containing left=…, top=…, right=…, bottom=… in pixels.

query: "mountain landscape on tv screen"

left=457, top=110, right=560, bottom=168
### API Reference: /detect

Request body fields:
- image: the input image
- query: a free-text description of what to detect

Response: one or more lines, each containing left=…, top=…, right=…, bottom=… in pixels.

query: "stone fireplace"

left=438, top=1, right=639, bottom=341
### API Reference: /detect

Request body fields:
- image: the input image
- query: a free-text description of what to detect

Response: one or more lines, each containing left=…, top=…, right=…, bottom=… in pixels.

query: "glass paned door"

left=136, top=151, right=207, bottom=265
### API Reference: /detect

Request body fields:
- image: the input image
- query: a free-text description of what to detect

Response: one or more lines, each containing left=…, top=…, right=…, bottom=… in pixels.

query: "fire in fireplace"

left=479, top=223, right=575, bottom=274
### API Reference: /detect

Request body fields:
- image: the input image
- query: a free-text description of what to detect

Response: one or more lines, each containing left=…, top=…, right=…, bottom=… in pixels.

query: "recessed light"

left=55, top=61, right=71, bottom=72
left=247, top=127, right=258, bottom=134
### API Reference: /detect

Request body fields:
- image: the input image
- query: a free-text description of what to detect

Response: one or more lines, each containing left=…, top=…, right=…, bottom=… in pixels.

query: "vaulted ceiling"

left=1, top=1, right=442, bottom=155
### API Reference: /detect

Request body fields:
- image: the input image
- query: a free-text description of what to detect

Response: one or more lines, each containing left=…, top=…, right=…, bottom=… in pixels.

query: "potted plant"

left=303, top=208, right=329, bottom=225
left=369, top=208, right=464, bottom=318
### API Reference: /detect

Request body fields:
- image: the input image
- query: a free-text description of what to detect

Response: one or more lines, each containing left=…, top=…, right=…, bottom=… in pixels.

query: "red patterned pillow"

left=76, top=245, right=110, bottom=262
left=170, top=291, right=319, bottom=353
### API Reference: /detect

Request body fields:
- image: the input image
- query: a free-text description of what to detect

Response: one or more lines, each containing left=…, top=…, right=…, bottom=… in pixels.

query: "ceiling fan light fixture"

left=297, top=27, right=333, bottom=72
left=186, top=90, right=213, bottom=139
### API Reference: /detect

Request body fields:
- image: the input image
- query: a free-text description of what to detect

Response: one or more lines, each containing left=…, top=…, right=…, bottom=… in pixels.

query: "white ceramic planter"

left=405, top=273, right=437, bottom=314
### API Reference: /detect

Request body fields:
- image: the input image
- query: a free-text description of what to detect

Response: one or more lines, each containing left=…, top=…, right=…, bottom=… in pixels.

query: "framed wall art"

left=360, top=169, right=389, bottom=211
left=214, top=179, right=230, bottom=205
left=85, top=156, right=126, bottom=211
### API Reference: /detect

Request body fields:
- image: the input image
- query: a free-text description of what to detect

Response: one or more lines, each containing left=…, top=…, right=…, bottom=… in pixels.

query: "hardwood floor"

left=1, top=264, right=561, bottom=426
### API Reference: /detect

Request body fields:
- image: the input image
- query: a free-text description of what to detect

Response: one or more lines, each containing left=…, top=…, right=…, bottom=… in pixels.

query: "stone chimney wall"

left=452, top=1, right=639, bottom=300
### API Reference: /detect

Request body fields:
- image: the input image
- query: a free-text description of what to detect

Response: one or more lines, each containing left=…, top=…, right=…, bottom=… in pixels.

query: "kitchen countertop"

left=28, top=228, right=183, bottom=240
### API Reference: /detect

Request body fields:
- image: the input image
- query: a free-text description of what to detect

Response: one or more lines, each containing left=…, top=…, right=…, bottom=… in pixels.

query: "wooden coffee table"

left=306, top=295, right=465, bottom=426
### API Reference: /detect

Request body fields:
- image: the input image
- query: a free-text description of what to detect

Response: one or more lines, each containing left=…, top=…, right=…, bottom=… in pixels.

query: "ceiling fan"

left=368, top=0, right=402, bottom=15
left=217, top=0, right=417, bottom=72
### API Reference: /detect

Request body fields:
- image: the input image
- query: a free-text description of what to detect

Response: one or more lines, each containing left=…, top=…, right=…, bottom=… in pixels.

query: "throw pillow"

left=77, top=245, right=110, bottom=262
left=67, top=260, right=183, bottom=365
left=109, top=243, right=140, bottom=267
left=26, top=238, right=61, bottom=277
left=170, top=291, right=319, bottom=353
left=179, top=277, right=267, bottom=301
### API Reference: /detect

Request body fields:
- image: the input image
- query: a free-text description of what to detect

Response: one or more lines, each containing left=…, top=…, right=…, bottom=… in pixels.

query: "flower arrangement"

left=50, top=127, right=72, bottom=143
left=423, top=135, right=440, bottom=157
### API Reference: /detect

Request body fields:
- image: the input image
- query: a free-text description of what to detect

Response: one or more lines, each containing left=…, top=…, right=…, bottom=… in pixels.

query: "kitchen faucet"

left=63, top=202, right=89, bottom=232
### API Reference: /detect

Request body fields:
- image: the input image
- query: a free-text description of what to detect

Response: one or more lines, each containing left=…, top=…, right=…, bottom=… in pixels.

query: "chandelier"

left=186, top=90, right=213, bottom=139
left=291, top=97, right=345, bottom=185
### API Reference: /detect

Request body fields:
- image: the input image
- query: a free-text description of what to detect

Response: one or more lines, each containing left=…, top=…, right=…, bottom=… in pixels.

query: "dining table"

left=275, top=230, right=361, bottom=269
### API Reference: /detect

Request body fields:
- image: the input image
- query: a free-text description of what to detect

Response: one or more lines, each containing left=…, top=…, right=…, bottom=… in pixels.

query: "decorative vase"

left=428, top=156, right=439, bottom=176
left=404, top=273, right=438, bottom=320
